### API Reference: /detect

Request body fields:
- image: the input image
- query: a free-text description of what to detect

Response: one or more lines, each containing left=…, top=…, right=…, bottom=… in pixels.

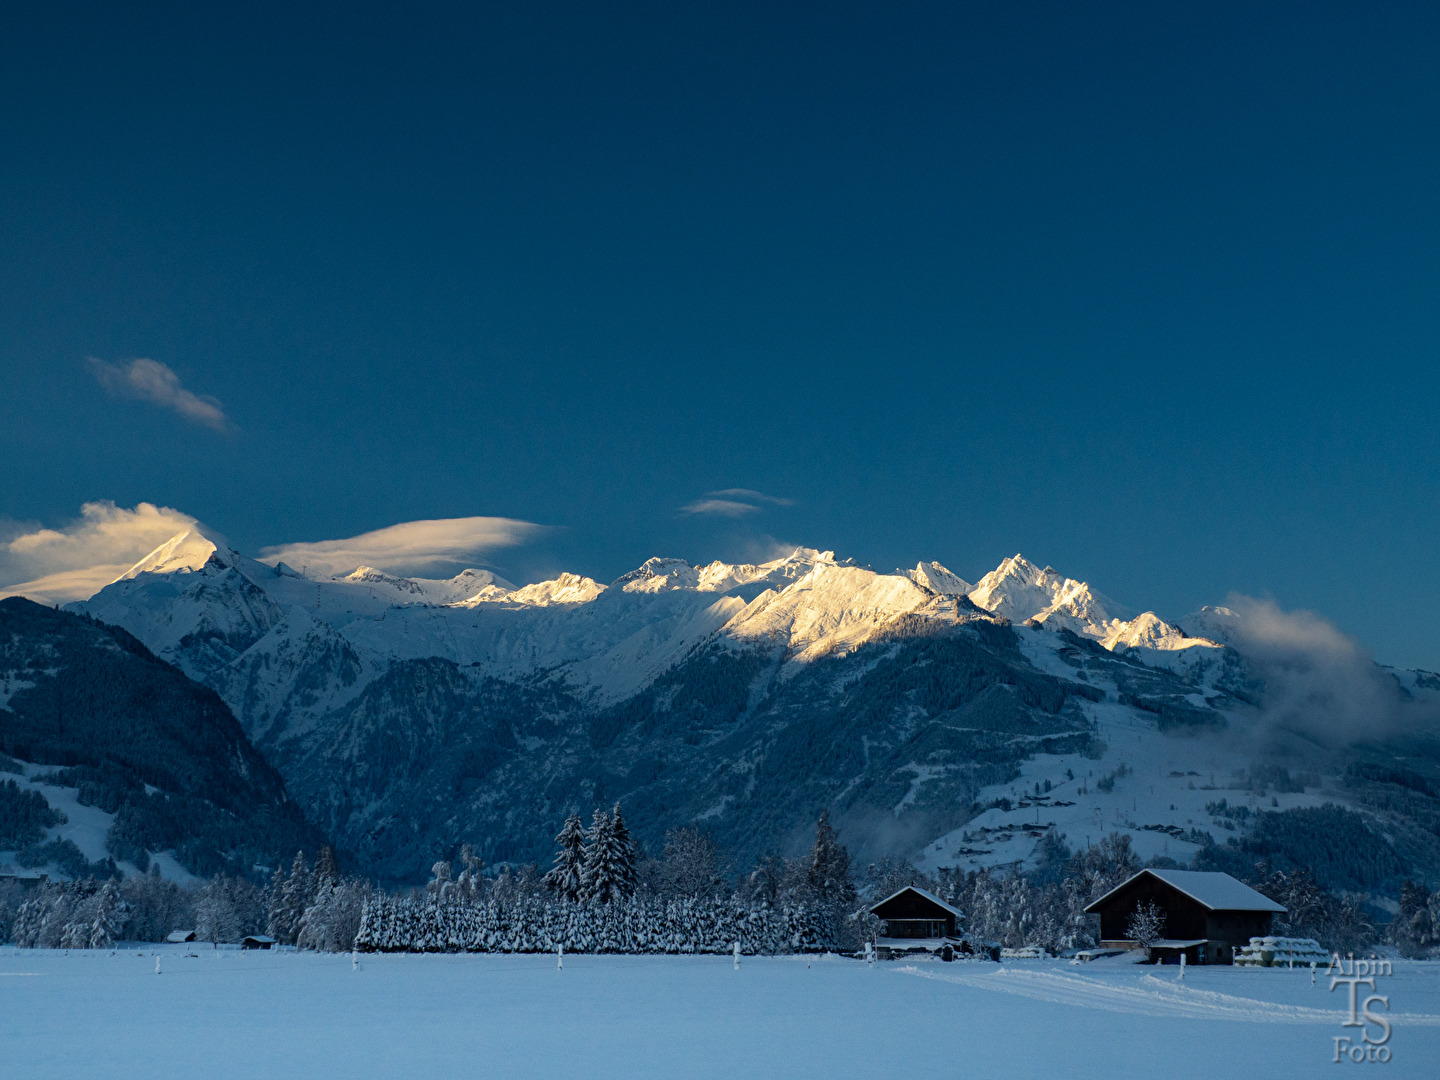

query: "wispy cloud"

left=88, top=357, right=230, bottom=431
left=709, top=489, right=794, bottom=506
left=681, top=499, right=762, bottom=518
left=257, top=516, right=547, bottom=577
left=0, top=501, right=198, bottom=603
left=681, top=489, right=794, bottom=517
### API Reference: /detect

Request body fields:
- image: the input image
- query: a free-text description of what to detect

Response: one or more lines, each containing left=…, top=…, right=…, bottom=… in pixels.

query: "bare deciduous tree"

left=1125, top=900, right=1166, bottom=955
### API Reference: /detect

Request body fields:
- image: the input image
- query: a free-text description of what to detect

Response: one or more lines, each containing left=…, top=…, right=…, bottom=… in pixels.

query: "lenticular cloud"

left=0, top=501, right=199, bottom=604
left=256, top=516, right=547, bottom=578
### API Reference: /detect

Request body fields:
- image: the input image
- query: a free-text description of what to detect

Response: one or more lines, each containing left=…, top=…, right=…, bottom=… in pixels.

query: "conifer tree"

left=807, top=809, right=856, bottom=906
left=543, top=814, right=587, bottom=901
left=268, top=851, right=312, bottom=945
left=608, top=803, right=638, bottom=901
left=314, top=845, right=341, bottom=888
left=578, top=807, right=639, bottom=904
left=579, top=808, right=613, bottom=902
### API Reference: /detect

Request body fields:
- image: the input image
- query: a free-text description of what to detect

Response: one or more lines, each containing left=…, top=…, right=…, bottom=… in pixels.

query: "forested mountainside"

left=67, top=528, right=1440, bottom=895
left=265, top=617, right=1108, bottom=879
left=0, top=597, right=321, bottom=878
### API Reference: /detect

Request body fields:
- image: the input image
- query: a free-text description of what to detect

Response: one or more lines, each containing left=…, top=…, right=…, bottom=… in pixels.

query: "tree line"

left=5, top=805, right=1437, bottom=956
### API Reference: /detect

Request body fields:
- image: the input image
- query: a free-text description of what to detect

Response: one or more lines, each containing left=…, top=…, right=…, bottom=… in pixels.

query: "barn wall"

left=1096, top=879, right=1208, bottom=941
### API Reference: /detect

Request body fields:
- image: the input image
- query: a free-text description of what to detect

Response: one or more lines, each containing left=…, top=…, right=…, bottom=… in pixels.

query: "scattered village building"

left=868, top=886, right=999, bottom=959
left=165, top=929, right=197, bottom=944
left=1084, top=868, right=1285, bottom=964
left=241, top=934, right=277, bottom=950
left=0, top=872, right=46, bottom=889
left=871, top=886, right=960, bottom=940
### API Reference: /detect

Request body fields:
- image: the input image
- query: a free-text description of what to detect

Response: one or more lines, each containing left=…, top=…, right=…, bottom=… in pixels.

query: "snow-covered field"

left=4, top=948, right=1437, bottom=1078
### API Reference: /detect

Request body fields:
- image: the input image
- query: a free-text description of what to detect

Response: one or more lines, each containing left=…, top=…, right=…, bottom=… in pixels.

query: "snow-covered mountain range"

left=66, top=527, right=1440, bottom=887
left=80, top=528, right=1229, bottom=697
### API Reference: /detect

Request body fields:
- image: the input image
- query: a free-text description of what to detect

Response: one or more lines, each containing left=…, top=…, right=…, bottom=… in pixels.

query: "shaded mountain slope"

left=0, top=597, right=322, bottom=877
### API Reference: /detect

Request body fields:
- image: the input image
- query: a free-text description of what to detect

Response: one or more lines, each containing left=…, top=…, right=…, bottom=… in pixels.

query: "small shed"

left=165, top=929, right=197, bottom=944
left=1084, top=869, right=1284, bottom=964
left=241, top=934, right=277, bottom=950
left=869, top=886, right=961, bottom=940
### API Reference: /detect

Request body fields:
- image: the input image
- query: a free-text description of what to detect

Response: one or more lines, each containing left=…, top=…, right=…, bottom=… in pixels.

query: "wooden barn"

left=869, top=885, right=964, bottom=959
left=1084, top=869, right=1285, bottom=965
left=871, top=885, right=960, bottom=940
left=241, top=934, right=277, bottom=950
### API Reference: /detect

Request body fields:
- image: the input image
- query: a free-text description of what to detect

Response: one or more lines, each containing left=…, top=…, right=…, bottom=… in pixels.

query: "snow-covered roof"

left=869, top=885, right=963, bottom=919
left=1085, top=869, right=1285, bottom=914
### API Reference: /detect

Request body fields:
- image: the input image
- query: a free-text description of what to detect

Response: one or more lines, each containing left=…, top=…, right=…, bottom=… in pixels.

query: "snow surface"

left=116, top=526, right=229, bottom=580
left=334, top=566, right=516, bottom=605
left=1, top=949, right=1435, bottom=1079
left=903, top=560, right=972, bottom=595
left=453, top=571, right=606, bottom=607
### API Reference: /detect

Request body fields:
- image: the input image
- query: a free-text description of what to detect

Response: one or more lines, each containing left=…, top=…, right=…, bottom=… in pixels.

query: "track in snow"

left=895, top=964, right=1440, bottom=1026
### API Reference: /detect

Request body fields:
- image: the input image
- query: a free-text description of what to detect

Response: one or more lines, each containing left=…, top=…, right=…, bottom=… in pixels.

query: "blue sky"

left=1, top=3, right=1438, bottom=668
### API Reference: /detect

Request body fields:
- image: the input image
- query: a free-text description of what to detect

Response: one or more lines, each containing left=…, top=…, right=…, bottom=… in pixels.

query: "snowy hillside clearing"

left=916, top=695, right=1338, bottom=874
left=0, top=761, right=194, bottom=883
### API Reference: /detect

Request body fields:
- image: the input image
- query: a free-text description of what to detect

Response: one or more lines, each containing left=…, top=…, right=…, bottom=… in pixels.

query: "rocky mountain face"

left=69, top=531, right=1440, bottom=890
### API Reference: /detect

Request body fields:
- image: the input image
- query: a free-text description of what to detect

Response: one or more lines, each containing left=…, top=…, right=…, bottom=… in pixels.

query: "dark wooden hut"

left=869, top=886, right=961, bottom=940
left=1084, top=869, right=1284, bottom=964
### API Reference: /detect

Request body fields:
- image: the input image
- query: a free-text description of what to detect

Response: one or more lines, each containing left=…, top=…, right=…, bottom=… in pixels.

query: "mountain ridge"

left=61, top=526, right=1440, bottom=890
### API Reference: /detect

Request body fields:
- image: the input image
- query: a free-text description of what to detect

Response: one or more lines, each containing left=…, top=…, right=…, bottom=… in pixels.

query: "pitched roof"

left=1084, top=869, right=1285, bottom=914
left=868, top=885, right=963, bottom=919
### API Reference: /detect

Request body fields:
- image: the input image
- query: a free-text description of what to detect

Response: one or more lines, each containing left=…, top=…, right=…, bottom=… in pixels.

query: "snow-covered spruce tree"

left=267, top=851, right=312, bottom=945
left=87, top=880, right=128, bottom=948
left=10, top=879, right=129, bottom=949
left=608, top=804, right=638, bottom=899
left=543, top=813, right=587, bottom=901
left=297, top=877, right=372, bottom=952
left=574, top=805, right=638, bottom=904
left=579, top=808, right=612, bottom=902
left=313, top=845, right=341, bottom=889
left=1250, top=863, right=1376, bottom=953
left=807, top=809, right=856, bottom=907
left=805, top=809, right=857, bottom=948
left=1391, top=881, right=1437, bottom=957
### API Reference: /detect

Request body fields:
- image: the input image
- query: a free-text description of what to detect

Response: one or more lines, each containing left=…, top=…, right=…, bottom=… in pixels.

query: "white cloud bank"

left=1209, top=595, right=1439, bottom=746
left=681, top=489, right=794, bottom=518
left=0, top=501, right=198, bottom=604
left=257, top=516, right=547, bottom=578
left=88, top=357, right=230, bottom=431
